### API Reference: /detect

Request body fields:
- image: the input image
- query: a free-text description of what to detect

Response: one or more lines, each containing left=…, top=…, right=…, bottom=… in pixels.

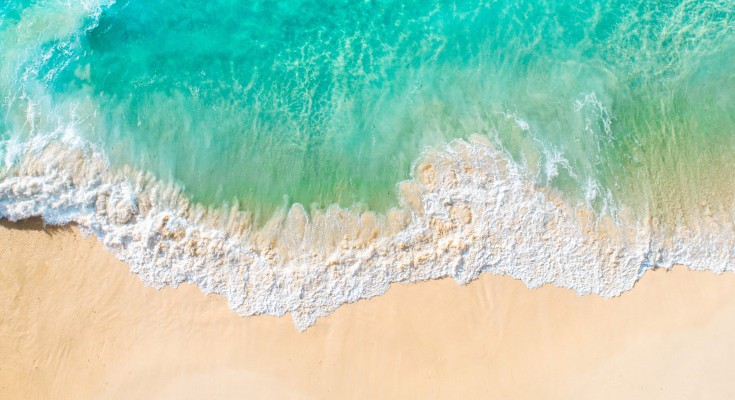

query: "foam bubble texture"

left=2, top=134, right=732, bottom=330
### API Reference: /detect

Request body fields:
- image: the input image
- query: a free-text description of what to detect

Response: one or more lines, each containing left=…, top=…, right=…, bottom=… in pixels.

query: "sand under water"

left=3, top=1, right=735, bottom=396
left=2, top=1, right=735, bottom=328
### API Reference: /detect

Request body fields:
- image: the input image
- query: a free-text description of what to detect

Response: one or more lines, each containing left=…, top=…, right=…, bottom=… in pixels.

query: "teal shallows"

left=2, top=0, right=734, bottom=223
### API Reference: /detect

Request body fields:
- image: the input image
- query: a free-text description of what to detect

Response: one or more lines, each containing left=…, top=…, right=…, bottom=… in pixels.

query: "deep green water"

left=1, top=0, right=734, bottom=222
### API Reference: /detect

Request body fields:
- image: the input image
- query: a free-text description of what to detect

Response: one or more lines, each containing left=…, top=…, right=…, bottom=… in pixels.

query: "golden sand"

left=2, top=218, right=735, bottom=399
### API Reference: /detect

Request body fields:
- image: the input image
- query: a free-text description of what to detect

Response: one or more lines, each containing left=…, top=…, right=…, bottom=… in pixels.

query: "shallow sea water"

left=5, top=0, right=734, bottom=218
left=1, top=0, right=734, bottom=328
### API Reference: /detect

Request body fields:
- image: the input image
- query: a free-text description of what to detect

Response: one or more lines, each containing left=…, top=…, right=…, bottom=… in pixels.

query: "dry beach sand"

left=2, top=218, right=735, bottom=399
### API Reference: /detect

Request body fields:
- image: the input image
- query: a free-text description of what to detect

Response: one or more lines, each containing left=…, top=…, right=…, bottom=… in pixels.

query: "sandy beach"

left=2, top=217, right=735, bottom=399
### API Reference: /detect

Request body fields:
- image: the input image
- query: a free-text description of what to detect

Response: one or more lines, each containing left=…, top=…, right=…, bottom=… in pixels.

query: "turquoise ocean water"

left=3, top=0, right=733, bottom=220
left=1, top=0, right=734, bottom=327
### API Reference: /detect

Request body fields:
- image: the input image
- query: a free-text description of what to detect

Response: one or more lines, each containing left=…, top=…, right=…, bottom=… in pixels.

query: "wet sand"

left=2, top=218, right=735, bottom=399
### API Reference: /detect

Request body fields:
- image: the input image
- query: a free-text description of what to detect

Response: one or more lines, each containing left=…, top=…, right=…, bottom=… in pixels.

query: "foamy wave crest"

left=2, top=131, right=733, bottom=330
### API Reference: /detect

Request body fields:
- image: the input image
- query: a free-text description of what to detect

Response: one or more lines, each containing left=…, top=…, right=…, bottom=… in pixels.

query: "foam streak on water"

left=2, top=132, right=734, bottom=330
left=1, top=0, right=735, bottom=329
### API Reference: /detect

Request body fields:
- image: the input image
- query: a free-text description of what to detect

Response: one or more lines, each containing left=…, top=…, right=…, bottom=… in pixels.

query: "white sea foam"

left=2, top=0, right=734, bottom=330
left=2, top=130, right=733, bottom=330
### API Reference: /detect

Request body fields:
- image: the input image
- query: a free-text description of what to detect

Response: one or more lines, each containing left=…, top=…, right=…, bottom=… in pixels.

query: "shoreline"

left=7, top=136, right=727, bottom=330
left=3, top=218, right=735, bottom=399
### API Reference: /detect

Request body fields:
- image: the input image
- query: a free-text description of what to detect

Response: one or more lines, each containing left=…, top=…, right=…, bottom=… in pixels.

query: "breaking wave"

left=2, top=0, right=735, bottom=330
left=2, top=131, right=734, bottom=330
